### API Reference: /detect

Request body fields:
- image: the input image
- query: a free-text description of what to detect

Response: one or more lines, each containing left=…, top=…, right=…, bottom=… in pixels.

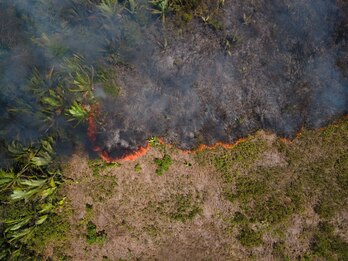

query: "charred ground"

left=0, top=0, right=347, bottom=157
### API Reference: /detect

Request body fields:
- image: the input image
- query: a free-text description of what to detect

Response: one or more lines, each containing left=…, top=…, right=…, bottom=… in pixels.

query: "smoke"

left=0, top=0, right=347, bottom=156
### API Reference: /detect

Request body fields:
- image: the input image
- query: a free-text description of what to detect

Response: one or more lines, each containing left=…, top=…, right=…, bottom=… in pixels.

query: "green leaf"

left=19, top=179, right=46, bottom=187
left=10, top=190, right=26, bottom=200
left=0, top=178, right=13, bottom=186
left=40, top=187, right=56, bottom=199
left=5, top=217, right=31, bottom=232
left=49, top=178, right=56, bottom=188
left=35, top=215, right=48, bottom=225
left=10, top=249, right=21, bottom=259
left=41, top=138, right=54, bottom=154
left=10, top=188, right=40, bottom=200
left=0, top=251, right=8, bottom=260
left=65, top=101, right=88, bottom=124
left=42, top=96, right=61, bottom=107
left=9, top=227, right=34, bottom=242
left=39, top=203, right=54, bottom=213
left=31, top=155, right=52, bottom=166
left=0, top=170, right=15, bottom=179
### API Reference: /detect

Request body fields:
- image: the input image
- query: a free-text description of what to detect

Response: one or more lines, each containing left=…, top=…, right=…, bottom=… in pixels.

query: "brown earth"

left=53, top=130, right=345, bottom=261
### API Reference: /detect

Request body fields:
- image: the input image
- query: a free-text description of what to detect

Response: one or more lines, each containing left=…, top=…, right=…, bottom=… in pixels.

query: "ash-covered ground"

left=98, top=0, right=348, bottom=154
left=0, top=0, right=347, bottom=156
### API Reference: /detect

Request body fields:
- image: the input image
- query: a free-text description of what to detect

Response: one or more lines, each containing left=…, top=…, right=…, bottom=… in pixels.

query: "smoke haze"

left=0, top=0, right=347, bottom=157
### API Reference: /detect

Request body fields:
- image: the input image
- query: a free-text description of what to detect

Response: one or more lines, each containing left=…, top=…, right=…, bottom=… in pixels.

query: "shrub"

left=310, top=222, right=348, bottom=260
left=86, top=221, right=107, bottom=245
left=169, top=194, right=202, bottom=222
left=154, top=154, right=172, bottom=176
left=238, top=225, right=262, bottom=247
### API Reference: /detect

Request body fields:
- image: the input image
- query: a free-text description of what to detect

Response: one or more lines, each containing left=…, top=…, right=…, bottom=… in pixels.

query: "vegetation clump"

left=154, top=154, right=173, bottom=176
left=197, top=119, right=348, bottom=254
left=238, top=225, right=263, bottom=247
left=134, top=163, right=142, bottom=173
left=86, top=221, right=107, bottom=245
left=88, top=159, right=120, bottom=176
left=169, top=194, right=202, bottom=222
left=310, top=222, right=348, bottom=260
left=0, top=138, right=66, bottom=259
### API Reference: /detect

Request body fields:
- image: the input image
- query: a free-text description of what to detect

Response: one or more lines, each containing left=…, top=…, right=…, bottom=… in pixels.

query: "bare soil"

left=56, top=129, right=348, bottom=261
left=62, top=146, right=239, bottom=260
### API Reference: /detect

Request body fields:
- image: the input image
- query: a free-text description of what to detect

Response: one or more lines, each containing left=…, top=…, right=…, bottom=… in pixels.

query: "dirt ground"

left=61, top=146, right=239, bottom=260
left=55, top=128, right=348, bottom=261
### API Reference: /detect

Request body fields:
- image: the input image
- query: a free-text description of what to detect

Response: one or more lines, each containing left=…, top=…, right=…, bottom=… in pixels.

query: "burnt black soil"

left=97, top=0, right=348, bottom=154
left=0, top=0, right=347, bottom=155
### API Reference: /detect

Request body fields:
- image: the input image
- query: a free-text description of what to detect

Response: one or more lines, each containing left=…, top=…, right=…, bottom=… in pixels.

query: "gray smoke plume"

left=0, top=0, right=347, bottom=157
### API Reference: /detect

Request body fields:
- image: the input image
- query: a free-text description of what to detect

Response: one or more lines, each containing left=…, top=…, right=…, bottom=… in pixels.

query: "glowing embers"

left=87, top=105, right=251, bottom=162
left=100, top=144, right=150, bottom=162
left=182, top=139, right=248, bottom=154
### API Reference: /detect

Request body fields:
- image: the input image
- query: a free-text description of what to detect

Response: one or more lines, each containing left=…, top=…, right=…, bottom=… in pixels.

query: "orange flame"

left=182, top=138, right=248, bottom=154
left=88, top=107, right=348, bottom=162
left=100, top=144, right=151, bottom=163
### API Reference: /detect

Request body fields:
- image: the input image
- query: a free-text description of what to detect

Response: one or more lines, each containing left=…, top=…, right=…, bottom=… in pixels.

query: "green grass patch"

left=154, top=154, right=173, bottom=176
left=134, top=163, right=142, bottom=173
left=169, top=194, right=202, bottom=222
left=86, top=221, right=107, bottom=245
left=238, top=225, right=263, bottom=247
left=196, top=119, right=348, bottom=253
left=310, top=222, right=348, bottom=261
left=88, top=159, right=120, bottom=176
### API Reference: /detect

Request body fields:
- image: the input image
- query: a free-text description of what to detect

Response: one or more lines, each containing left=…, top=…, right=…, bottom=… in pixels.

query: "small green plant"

left=127, top=0, right=138, bottom=13
left=86, top=221, right=107, bottom=244
left=149, top=0, right=170, bottom=25
left=98, top=0, right=120, bottom=15
left=88, top=159, right=119, bottom=176
left=233, top=211, right=247, bottom=224
left=170, top=194, right=202, bottom=222
left=154, top=154, right=172, bottom=176
left=238, top=225, right=262, bottom=247
left=134, top=163, right=142, bottom=173
left=272, top=241, right=288, bottom=260
left=63, top=54, right=94, bottom=101
left=65, top=101, right=89, bottom=126
left=96, top=68, right=121, bottom=97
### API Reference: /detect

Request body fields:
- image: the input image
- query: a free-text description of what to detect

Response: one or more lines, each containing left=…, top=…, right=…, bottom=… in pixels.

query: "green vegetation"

left=96, top=67, right=121, bottom=97
left=238, top=225, right=262, bottom=247
left=65, top=101, right=89, bottom=125
left=98, top=0, right=120, bottom=15
left=134, top=163, right=142, bottom=173
left=196, top=119, right=348, bottom=255
left=88, top=159, right=120, bottom=176
left=310, top=222, right=348, bottom=260
left=0, top=50, right=106, bottom=259
left=86, top=221, right=107, bottom=245
left=169, top=194, right=202, bottom=222
left=272, top=241, right=288, bottom=260
left=148, top=136, right=166, bottom=152
left=150, top=0, right=170, bottom=25
left=86, top=176, right=118, bottom=202
left=27, top=209, right=70, bottom=255
left=196, top=137, right=267, bottom=181
left=0, top=138, right=66, bottom=259
left=154, top=154, right=173, bottom=175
